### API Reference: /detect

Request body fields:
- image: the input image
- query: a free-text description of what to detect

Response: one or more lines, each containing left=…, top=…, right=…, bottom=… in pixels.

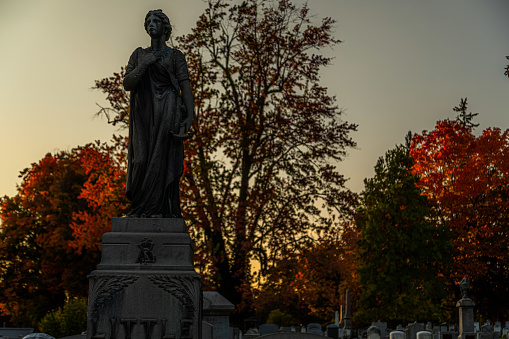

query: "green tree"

left=354, top=134, right=452, bottom=324
left=38, top=298, right=87, bottom=338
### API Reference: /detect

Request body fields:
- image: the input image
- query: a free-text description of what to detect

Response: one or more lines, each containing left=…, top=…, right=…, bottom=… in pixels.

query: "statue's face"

left=146, top=14, right=164, bottom=38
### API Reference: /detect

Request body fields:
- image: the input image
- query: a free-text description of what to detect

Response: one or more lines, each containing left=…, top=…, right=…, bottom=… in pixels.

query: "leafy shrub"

left=38, top=298, right=87, bottom=338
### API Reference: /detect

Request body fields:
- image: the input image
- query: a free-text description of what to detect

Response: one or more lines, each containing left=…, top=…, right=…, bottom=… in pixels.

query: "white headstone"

left=368, top=325, right=381, bottom=339
left=417, top=331, right=432, bottom=339
left=391, top=330, right=406, bottom=339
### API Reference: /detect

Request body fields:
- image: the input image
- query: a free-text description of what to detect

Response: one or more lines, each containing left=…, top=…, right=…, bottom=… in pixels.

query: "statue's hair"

left=144, top=9, right=172, bottom=41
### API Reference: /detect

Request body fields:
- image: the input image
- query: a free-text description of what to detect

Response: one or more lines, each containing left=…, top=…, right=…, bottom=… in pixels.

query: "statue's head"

left=144, top=9, right=172, bottom=41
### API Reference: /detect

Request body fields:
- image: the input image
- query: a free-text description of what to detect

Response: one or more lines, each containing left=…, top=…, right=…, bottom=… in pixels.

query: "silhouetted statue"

left=123, top=9, right=193, bottom=218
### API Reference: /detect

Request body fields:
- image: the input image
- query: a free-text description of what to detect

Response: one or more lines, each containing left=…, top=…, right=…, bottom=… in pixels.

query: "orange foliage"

left=411, top=120, right=509, bottom=280
left=411, top=120, right=509, bottom=318
left=254, top=225, right=360, bottom=324
left=0, top=139, right=128, bottom=326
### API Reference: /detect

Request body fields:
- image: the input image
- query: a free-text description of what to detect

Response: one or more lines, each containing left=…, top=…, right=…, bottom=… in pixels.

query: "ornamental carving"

left=88, top=275, right=139, bottom=320
left=148, top=275, right=199, bottom=318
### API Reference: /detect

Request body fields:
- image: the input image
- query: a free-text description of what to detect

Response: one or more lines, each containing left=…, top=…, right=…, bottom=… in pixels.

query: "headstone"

left=427, top=323, right=433, bottom=332
left=260, top=324, right=279, bottom=335
left=433, top=326, right=440, bottom=339
left=406, top=322, right=425, bottom=339
left=417, top=331, right=433, bottom=339
left=502, top=322, right=509, bottom=337
left=308, top=323, right=322, bottom=335
left=474, top=323, right=480, bottom=332
left=327, top=324, right=340, bottom=339
left=230, top=327, right=242, bottom=339
left=244, top=327, right=259, bottom=339
left=202, top=321, right=213, bottom=339
left=481, top=321, right=493, bottom=333
left=244, top=318, right=258, bottom=333
left=374, top=321, right=388, bottom=337
left=203, top=291, right=235, bottom=339
left=390, top=331, right=406, bottom=339
left=494, top=322, right=501, bottom=338
left=367, top=325, right=381, bottom=339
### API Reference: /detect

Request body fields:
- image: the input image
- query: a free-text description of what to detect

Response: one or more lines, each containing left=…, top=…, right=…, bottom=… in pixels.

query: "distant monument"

left=87, top=9, right=201, bottom=339
left=457, top=278, right=475, bottom=339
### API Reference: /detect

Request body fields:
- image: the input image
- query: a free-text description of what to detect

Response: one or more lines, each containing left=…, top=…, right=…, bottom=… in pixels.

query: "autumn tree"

left=0, top=141, right=128, bottom=326
left=355, top=134, right=452, bottom=325
left=94, top=0, right=358, bottom=319
left=253, top=224, right=360, bottom=325
left=411, top=109, right=509, bottom=320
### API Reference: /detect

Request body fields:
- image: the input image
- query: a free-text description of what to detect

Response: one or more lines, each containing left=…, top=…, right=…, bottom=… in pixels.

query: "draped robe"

left=125, top=47, right=190, bottom=217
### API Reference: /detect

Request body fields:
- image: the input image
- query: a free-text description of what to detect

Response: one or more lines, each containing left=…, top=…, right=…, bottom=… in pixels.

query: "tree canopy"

left=411, top=116, right=509, bottom=320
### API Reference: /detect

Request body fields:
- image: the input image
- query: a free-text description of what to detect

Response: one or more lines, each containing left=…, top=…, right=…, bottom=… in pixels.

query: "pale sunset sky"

left=0, top=0, right=508, bottom=198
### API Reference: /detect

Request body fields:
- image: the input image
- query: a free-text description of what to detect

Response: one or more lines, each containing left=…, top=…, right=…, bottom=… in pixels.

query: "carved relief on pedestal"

left=88, top=275, right=139, bottom=339
left=149, top=275, right=201, bottom=338
left=136, top=237, right=156, bottom=264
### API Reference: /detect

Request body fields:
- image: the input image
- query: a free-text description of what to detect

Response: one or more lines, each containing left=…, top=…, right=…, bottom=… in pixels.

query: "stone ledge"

left=111, top=217, right=187, bottom=233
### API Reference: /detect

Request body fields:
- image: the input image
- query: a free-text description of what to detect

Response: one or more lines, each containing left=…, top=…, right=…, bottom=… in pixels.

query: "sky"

left=0, top=0, right=508, bottom=198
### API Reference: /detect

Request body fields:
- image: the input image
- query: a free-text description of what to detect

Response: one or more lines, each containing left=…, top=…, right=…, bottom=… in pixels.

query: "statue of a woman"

left=123, top=9, right=193, bottom=218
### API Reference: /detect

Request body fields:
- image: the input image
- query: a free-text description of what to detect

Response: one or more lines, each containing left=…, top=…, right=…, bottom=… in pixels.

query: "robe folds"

left=125, top=47, right=190, bottom=217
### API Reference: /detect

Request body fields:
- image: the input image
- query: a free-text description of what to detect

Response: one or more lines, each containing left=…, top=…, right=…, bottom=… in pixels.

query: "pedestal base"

left=87, top=218, right=202, bottom=339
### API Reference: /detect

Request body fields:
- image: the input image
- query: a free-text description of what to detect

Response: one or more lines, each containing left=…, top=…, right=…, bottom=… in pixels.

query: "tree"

left=454, top=97, right=479, bottom=129
left=411, top=114, right=509, bottom=320
left=0, top=141, right=127, bottom=326
left=38, top=298, right=87, bottom=338
left=94, top=0, right=358, bottom=319
left=355, top=134, right=451, bottom=325
left=253, top=226, right=360, bottom=325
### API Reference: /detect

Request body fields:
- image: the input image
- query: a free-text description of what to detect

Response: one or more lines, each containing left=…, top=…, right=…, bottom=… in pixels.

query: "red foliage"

left=410, top=120, right=509, bottom=317
left=0, top=140, right=128, bottom=326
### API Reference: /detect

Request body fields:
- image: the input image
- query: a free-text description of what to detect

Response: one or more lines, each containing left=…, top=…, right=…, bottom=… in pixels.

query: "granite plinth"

left=457, top=297, right=475, bottom=339
left=87, top=218, right=202, bottom=339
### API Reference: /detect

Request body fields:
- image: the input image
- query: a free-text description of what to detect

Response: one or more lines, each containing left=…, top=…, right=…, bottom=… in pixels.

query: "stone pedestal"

left=457, top=297, right=475, bottom=339
left=87, top=218, right=202, bottom=339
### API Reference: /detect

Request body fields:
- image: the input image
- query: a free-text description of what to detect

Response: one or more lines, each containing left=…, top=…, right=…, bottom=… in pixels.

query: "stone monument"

left=456, top=278, right=475, bottom=339
left=87, top=9, right=201, bottom=339
left=343, top=289, right=353, bottom=330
